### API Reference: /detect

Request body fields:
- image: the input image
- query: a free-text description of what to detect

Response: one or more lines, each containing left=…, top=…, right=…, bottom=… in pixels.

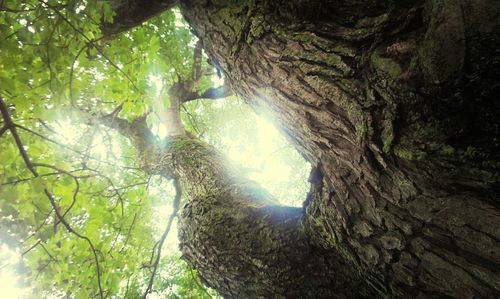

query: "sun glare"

left=51, top=118, right=123, bottom=161
left=52, top=118, right=82, bottom=144
left=0, top=244, right=33, bottom=298
left=216, top=110, right=310, bottom=207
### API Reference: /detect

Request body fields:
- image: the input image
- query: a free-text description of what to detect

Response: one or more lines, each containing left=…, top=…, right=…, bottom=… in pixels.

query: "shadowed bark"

left=102, top=0, right=177, bottom=37
left=106, top=0, right=500, bottom=297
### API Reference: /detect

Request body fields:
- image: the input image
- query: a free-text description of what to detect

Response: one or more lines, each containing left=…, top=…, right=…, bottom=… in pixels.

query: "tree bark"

left=171, top=137, right=373, bottom=298
left=177, top=1, right=500, bottom=298
left=107, top=0, right=500, bottom=297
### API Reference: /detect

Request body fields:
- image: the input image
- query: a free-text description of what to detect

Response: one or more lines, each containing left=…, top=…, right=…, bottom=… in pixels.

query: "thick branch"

left=97, top=112, right=154, bottom=151
left=102, top=0, right=178, bottom=37
left=96, top=110, right=178, bottom=177
left=190, top=40, right=203, bottom=84
left=184, top=83, right=233, bottom=103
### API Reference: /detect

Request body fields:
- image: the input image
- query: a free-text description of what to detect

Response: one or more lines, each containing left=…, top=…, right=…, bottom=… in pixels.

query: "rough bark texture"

left=107, top=0, right=500, bottom=298
left=177, top=0, right=500, bottom=298
left=171, top=138, right=373, bottom=298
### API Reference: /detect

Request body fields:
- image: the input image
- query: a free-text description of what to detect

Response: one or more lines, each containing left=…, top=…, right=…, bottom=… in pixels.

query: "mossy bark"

left=108, top=0, right=500, bottom=297
left=168, top=137, right=373, bottom=298
left=178, top=0, right=500, bottom=298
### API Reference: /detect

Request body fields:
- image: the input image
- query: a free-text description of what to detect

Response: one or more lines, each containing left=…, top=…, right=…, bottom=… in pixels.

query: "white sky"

left=0, top=244, right=34, bottom=298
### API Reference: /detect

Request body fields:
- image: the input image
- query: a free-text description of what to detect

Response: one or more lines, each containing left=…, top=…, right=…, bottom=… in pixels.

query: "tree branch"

left=69, top=43, right=91, bottom=105
left=101, top=0, right=178, bottom=38
left=190, top=40, right=203, bottom=84
left=0, top=125, right=8, bottom=138
left=143, top=179, right=182, bottom=298
left=0, top=98, right=37, bottom=175
left=13, top=123, right=137, bottom=170
left=97, top=110, right=147, bottom=138
left=189, top=265, right=213, bottom=299
left=32, top=162, right=81, bottom=221
left=119, top=212, right=138, bottom=253
left=81, top=166, right=125, bottom=218
left=0, top=96, right=105, bottom=299
left=39, top=0, right=141, bottom=93
left=22, top=240, right=41, bottom=257
left=184, top=83, right=233, bottom=103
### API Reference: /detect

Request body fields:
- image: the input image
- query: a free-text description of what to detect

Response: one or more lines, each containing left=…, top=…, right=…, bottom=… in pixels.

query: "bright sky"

left=0, top=244, right=34, bottom=298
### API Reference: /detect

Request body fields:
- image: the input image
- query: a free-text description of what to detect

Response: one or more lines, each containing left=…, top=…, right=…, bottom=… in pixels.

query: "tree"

left=1, top=1, right=499, bottom=299
left=105, top=0, right=500, bottom=298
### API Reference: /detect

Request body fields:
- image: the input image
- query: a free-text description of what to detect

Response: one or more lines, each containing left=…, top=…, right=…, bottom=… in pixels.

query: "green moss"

left=247, top=14, right=269, bottom=44
left=394, top=147, right=426, bottom=160
left=212, top=2, right=251, bottom=42
left=440, top=145, right=455, bottom=155
left=284, top=31, right=314, bottom=43
left=371, top=49, right=403, bottom=78
left=356, top=13, right=390, bottom=28
left=381, top=102, right=396, bottom=153
left=382, top=131, right=394, bottom=153
left=170, top=136, right=203, bottom=151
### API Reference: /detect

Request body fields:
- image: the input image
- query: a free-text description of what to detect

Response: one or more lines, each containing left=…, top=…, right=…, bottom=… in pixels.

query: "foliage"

left=0, top=0, right=308, bottom=297
left=153, top=255, right=218, bottom=299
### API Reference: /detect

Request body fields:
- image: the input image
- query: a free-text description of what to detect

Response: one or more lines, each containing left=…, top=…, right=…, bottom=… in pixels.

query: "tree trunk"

left=177, top=0, right=500, bottom=298
left=103, top=102, right=376, bottom=297
left=106, top=0, right=500, bottom=297
left=170, top=137, right=373, bottom=298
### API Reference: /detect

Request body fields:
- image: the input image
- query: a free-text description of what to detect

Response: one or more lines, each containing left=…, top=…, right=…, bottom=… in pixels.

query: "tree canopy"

left=0, top=1, right=309, bottom=297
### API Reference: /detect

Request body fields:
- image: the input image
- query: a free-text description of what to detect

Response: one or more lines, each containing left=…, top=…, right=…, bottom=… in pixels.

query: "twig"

left=39, top=0, right=141, bottom=93
left=32, top=162, right=81, bottom=220
left=20, top=208, right=54, bottom=245
left=2, top=171, right=59, bottom=185
left=189, top=266, right=213, bottom=299
left=45, top=18, right=61, bottom=92
left=142, top=179, right=182, bottom=298
left=0, top=7, right=37, bottom=13
left=69, top=43, right=91, bottom=105
left=22, top=240, right=41, bottom=256
left=119, top=212, right=138, bottom=253
left=82, top=166, right=125, bottom=218
left=14, top=123, right=140, bottom=170
left=15, top=123, right=83, bottom=153
left=39, top=242, right=58, bottom=262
